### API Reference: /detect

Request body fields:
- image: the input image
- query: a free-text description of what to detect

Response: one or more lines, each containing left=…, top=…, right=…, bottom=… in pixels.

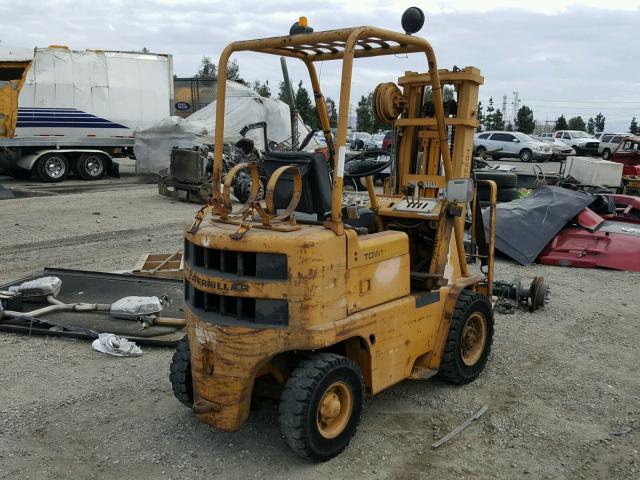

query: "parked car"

left=540, top=137, right=575, bottom=160
left=554, top=130, right=600, bottom=156
left=474, top=131, right=553, bottom=162
left=350, top=132, right=371, bottom=150
left=593, top=132, right=605, bottom=140
left=365, top=132, right=386, bottom=150
left=537, top=132, right=554, bottom=139
left=598, top=133, right=630, bottom=160
left=382, top=130, right=394, bottom=150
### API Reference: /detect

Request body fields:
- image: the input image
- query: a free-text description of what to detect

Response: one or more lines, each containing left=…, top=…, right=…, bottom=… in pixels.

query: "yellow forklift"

left=170, top=8, right=498, bottom=461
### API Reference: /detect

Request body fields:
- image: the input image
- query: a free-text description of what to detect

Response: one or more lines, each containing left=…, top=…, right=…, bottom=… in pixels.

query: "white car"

left=474, top=131, right=553, bottom=162
left=540, top=137, right=575, bottom=160
left=349, top=132, right=371, bottom=151
left=553, top=130, right=600, bottom=156
left=598, top=133, right=630, bottom=160
left=365, top=133, right=386, bottom=150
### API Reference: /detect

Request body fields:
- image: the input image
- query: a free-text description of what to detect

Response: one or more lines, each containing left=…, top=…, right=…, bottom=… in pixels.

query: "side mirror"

left=445, top=178, right=474, bottom=203
left=512, top=138, right=519, bottom=143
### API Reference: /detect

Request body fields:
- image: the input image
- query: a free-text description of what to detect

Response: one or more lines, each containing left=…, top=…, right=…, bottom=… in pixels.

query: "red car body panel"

left=538, top=223, right=640, bottom=271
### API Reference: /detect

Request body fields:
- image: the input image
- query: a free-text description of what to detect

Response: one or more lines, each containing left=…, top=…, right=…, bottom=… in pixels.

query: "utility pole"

left=512, top=91, right=520, bottom=121
left=502, top=95, right=508, bottom=122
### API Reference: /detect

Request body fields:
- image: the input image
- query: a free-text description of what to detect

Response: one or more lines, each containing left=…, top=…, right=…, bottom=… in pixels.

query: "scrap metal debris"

left=432, top=405, right=489, bottom=449
left=91, top=333, right=143, bottom=357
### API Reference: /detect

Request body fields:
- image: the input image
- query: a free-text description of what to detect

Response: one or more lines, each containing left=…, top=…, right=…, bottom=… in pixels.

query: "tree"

left=505, top=121, right=513, bottom=131
left=294, top=81, right=319, bottom=129
left=493, top=109, right=505, bottom=131
left=555, top=115, right=569, bottom=131
left=277, top=81, right=293, bottom=107
left=630, top=117, right=639, bottom=134
left=226, top=59, right=247, bottom=85
left=594, top=113, right=606, bottom=133
left=587, top=117, right=595, bottom=135
left=482, top=97, right=496, bottom=131
left=356, top=95, right=374, bottom=132
left=476, top=101, right=484, bottom=132
left=326, top=97, right=338, bottom=128
left=515, top=105, right=535, bottom=134
left=140, top=47, right=150, bottom=53
left=568, top=116, right=587, bottom=131
left=252, top=80, right=271, bottom=98
left=196, top=56, right=217, bottom=79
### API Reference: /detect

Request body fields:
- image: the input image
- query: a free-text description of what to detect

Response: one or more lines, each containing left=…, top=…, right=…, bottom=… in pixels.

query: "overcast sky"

left=2, top=0, right=639, bottom=131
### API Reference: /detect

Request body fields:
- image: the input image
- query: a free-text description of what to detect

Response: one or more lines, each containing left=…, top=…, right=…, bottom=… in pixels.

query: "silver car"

left=475, top=131, right=553, bottom=162
left=598, top=133, right=630, bottom=160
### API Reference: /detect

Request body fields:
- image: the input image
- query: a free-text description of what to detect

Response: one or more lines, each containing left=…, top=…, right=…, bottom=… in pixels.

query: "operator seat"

left=261, top=151, right=376, bottom=231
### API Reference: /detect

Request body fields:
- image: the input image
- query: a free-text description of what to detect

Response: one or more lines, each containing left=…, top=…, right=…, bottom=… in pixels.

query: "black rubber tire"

left=476, top=186, right=520, bottom=202
left=35, top=153, right=69, bottom=182
left=602, top=148, right=611, bottom=160
left=519, top=148, right=533, bottom=162
left=475, top=146, right=487, bottom=156
left=438, top=291, right=494, bottom=385
left=279, top=353, right=364, bottom=462
left=75, top=153, right=107, bottom=180
left=170, top=336, right=194, bottom=407
left=473, top=169, right=518, bottom=188
left=7, top=167, right=32, bottom=180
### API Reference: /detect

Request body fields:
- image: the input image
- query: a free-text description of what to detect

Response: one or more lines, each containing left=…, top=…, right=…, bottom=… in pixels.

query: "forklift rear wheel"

left=278, top=353, right=364, bottom=462
left=438, top=291, right=493, bottom=384
left=170, top=336, right=194, bottom=407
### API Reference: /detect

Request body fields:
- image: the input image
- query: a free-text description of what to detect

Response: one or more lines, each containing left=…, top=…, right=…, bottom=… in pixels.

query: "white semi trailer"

left=0, top=46, right=173, bottom=182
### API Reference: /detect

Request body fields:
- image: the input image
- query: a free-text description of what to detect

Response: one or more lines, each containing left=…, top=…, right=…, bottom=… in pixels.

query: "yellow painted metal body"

left=185, top=222, right=481, bottom=431
left=184, top=25, right=493, bottom=433
left=0, top=61, right=30, bottom=138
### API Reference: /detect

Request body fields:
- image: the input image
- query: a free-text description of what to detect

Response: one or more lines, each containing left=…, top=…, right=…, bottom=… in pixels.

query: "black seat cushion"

left=261, top=151, right=332, bottom=219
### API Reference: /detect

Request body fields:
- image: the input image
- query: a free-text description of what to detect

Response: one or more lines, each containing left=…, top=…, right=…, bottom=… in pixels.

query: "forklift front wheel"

left=438, top=291, right=493, bottom=385
left=278, top=353, right=364, bottom=462
left=170, top=336, right=194, bottom=407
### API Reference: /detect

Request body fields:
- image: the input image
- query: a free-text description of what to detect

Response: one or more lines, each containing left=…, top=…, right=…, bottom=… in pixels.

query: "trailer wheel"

left=279, top=353, right=364, bottom=462
left=76, top=153, right=107, bottom=180
left=438, top=290, right=493, bottom=385
left=170, top=336, right=194, bottom=407
left=35, top=153, right=69, bottom=182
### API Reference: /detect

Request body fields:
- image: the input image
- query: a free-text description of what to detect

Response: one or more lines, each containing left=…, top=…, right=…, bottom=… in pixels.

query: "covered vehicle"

left=134, top=80, right=318, bottom=175
left=483, top=186, right=594, bottom=265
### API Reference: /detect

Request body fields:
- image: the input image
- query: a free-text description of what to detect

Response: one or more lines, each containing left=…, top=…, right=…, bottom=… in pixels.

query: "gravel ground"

left=1, top=173, right=638, bottom=479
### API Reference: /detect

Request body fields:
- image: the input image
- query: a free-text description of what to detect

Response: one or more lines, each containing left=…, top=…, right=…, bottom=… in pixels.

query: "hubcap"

left=523, top=151, right=531, bottom=161
left=45, top=157, right=66, bottom=179
left=317, top=381, right=353, bottom=439
left=460, top=312, right=487, bottom=366
left=85, top=156, right=104, bottom=176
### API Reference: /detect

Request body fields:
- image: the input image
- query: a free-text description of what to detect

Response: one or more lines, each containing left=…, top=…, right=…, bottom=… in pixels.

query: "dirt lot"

left=1, top=171, right=639, bottom=480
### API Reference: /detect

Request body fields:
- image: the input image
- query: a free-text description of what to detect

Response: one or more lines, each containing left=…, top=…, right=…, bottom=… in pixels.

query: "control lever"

left=417, top=181, right=424, bottom=207
left=406, top=182, right=415, bottom=206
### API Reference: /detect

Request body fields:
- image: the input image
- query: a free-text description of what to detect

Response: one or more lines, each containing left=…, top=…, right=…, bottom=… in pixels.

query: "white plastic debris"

left=110, top=296, right=162, bottom=320
left=91, top=333, right=143, bottom=357
left=9, top=276, right=62, bottom=298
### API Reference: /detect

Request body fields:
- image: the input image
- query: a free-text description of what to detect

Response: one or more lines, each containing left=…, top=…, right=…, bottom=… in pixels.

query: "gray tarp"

left=483, top=186, right=593, bottom=265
